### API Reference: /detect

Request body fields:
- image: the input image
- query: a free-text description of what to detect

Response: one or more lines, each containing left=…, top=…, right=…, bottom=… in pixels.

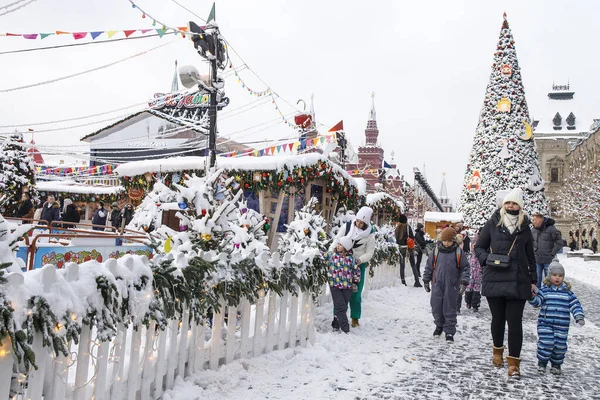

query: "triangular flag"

left=313, top=138, right=319, bottom=147
left=253, top=150, right=259, bottom=157
left=6, top=33, right=22, bottom=37
left=328, top=120, right=344, bottom=132
left=288, top=142, right=294, bottom=151
left=270, top=146, right=276, bottom=154
left=259, top=149, right=265, bottom=156
left=73, top=32, right=87, bottom=40
left=320, top=136, right=325, bottom=143
left=140, top=29, right=152, bottom=34
left=123, top=30, right=137, bottom=38
left=277, top=145, right=282, bottom=153
left=207, top=3, right=216, bottom=23
left=107, top=30, right=119, bottom=38
left=55, top=31, right=70, bottom=35
left=23, top=34, right=38, bottom=39
left=156, top=28, right=165, bottom=38
left=90, top=31, right=103, bottom=40
left=40, top=33, right=52, bottom=39
left=264, top=148, right=270, bottom=155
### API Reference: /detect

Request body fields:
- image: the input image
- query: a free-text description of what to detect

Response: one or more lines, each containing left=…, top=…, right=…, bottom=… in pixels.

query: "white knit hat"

left=355, top=206, right=373, bottom=225
left=502, top=187, right=524, bottom=209
left=338, top=236, right=354, bottom=251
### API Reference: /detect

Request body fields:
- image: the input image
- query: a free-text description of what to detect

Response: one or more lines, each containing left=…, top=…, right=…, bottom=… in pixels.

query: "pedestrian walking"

left=529, top=259, right=585, bottom=375
left=422, top=227, right=470, bottom=342
left=464, top=234, right=482, bottom=312
left=61, top=199, right=80, bottom=228
left=330, top=206, right=376, bottom=328
left=592, top=237, right=598, bottom=253
left=326, top=237, right=360, bottom=333
left=40, top=195, right=60, bottom=226
left=109, top=202, right=121, bottom=229
left=414, top=223, right=428, bottom=278
left=531, top=211, right=563, bottom=288
left=395, top=214, right=421, bottom=287
left=475, top=187, right=537, bottom=378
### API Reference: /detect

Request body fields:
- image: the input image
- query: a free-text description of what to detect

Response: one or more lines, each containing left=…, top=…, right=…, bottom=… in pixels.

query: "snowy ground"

left=164, top=255, right=600, bottom=400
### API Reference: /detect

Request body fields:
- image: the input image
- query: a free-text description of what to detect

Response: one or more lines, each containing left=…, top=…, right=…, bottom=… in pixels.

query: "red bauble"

left=278, top=181, right=282, bottom=186
left=263, top=172, right=267, bottom=178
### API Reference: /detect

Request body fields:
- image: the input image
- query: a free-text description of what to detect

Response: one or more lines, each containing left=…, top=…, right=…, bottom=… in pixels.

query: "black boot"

left=433, top=326, right=443, bottom=337
left=414, top=280, right=423, bottom=288
left=401, top=279, right=407, bottom=286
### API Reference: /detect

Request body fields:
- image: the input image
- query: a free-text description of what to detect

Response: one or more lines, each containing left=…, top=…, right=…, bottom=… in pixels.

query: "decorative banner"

left=149, top=90, right=229, bottom=121
left=1, top=28, right=170, bottom=40
left=467, top=169, right=482, bottom=193
left=500, top=64, right=512, bottom=77
left=218, top=133, right=337, bottom=158
left=497, top=98, right=511, bottom=112
left=328, top=120, right=344, bottom=132
left=520, top=120, right=533, bottom=140
left=36, top=164, right=117, bottom=176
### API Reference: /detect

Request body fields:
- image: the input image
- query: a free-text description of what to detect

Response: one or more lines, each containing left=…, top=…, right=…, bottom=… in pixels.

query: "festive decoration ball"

left=303, top=228, right=310, bottom=235
left=179, top=224, right=188, bottom=232
left=263, top=223, right=270, bottom=232
left=201, top=209, right=207, bottom=216
left=201, top=233, right=212, bottom=241
left=178, top=201, right=188, bottom=210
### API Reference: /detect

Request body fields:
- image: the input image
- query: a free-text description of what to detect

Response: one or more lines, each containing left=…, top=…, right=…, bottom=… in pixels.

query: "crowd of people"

left=328, top=188, right=586, bottom=379
left=13, top=194, right=134, bottom=231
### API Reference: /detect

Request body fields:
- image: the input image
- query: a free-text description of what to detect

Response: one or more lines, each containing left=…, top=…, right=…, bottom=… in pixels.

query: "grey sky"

left=1, top=0, right=599, bottom=205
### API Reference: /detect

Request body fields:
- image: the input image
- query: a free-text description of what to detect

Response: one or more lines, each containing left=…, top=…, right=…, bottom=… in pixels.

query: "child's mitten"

left=423, top=281, right=431, bottom=293
left=352, top=284, right=358, bottom=293
left=576, top=318, right=585, bottom=327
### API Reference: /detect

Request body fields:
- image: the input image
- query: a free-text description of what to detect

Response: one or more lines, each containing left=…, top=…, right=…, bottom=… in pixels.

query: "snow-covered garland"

left=120, top=169, right=205, bottom=191
left=222, top=161, right=362, bottom=210
left=37, top=190, right=121, bottom=204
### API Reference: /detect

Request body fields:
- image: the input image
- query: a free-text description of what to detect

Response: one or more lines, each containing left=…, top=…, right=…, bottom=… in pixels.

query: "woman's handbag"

left=487, top=237, right=518, bottom=269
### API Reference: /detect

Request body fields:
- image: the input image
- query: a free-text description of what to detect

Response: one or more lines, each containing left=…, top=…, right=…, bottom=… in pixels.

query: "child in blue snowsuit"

left=529, top=260, right=584, bottom=375
left=422, top=227, right=470, bottom=341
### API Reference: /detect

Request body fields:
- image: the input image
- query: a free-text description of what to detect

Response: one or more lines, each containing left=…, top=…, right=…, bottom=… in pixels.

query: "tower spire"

left=171, top=59, right=179, bottom=92
left=440, top=172, right=448, bottom=199
left=309, top=93, right=315, bottom=125
left=369, top=92, right=376, bottom=121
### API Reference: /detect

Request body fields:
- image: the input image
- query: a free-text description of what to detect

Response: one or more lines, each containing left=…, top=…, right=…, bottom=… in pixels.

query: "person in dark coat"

left=475, top=188, right=536, bottom=378
left=462, top=231, right=471, bottom=254
left=414, top=223, right=428, bottom=276
left=395, top=214, right=420, bottom=287
left=61, top=198, right=80, bottom=228
left=40, top=195, right=60, bottom=226
left=592, top=237, right=598, bottom=253
left=422, top=227, right=470, bottom=342
left=109, top=202, right=121, bottom=229
left=120, top=203, right=135, bottom=230
left=91, top=202, right=108, bottom=231
left=531, top=211, right=563, bottom=288
left=15, top=192, right=34, bottom=219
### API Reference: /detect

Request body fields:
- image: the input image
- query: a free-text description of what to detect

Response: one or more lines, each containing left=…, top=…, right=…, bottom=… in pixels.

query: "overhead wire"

left=0, top=0, right=38, bottom=16
left=0, top=39, right=177, bottom=93
left=0, top=32, right=177, bottom=56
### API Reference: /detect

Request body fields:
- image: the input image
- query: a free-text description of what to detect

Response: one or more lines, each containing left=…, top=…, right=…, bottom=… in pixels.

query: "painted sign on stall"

left=32, top=246, right=153, bottom=269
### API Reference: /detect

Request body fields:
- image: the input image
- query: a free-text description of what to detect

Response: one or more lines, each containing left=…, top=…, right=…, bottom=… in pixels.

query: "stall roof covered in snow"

left=115, top=153, right=359, bottom=188
left=353, top=178, right=367, bottom=195
left=36, top=180, right=124, bottom=195
left=366, top=192, right=404, bottom=212
left=423, top=211, right=463, bottom=223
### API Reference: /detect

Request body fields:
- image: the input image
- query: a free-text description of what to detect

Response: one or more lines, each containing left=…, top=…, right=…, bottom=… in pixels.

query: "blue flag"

left=383, top=161, right=392, bottom=168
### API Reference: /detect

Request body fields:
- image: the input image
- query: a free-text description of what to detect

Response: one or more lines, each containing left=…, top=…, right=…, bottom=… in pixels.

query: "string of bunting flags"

left=0, top=28, right=178, bottom=40
left=35, top=164, right=117, bottom=176
left=219, top=132, right=338, bottom=158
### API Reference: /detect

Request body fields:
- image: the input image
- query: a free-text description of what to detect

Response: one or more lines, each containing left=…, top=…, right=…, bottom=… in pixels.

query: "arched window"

left=553, top=112, right=562, bottom=130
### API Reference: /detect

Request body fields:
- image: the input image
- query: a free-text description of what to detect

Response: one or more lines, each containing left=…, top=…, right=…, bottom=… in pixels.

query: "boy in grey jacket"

left=423, top=227, right=470, bottom=341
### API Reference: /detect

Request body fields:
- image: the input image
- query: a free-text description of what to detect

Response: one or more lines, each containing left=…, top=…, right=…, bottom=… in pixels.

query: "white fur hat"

left=502, top=187, right=524, bottom=209
left=338, top=236, right=354, bottom=251
left=355, top=206, right=373, bottom=225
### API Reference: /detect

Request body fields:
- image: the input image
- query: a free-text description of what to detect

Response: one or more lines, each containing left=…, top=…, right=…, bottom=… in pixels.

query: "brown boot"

left=507, top=356, right=521, bottom=378
left=351, top=318, right=359, bottom=328
left=492, top=346, right=504, bottom=367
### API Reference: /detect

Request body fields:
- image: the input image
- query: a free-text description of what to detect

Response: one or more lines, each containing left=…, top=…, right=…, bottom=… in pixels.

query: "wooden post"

left=193, top=321, right=206, bottom=373
left=268, top=191, right=286, bottom=250
left=239, top=300, right=252, bottom=359
left=299, top=293, right=310, bottom=347
left=153, top=324, right=169, bottom=398
left=277, top=292, right=289, bottom=350
left=94, top=340, right=111, bottom=400
left=288, top=294, right=299, bottom=348
left=165, top=319, right=179, bottom=389
left=209, top=299, right=225, bottom=370
left=265, top=291, right=277, bottom=353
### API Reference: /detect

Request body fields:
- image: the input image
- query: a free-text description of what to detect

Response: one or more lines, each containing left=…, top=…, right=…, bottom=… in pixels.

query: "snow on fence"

left=0, top=265, right=315, bottom=400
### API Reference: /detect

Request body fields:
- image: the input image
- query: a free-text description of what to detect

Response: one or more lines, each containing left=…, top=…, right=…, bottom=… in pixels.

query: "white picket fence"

left=0, top=268, right=316, bottom=400
left=0, top=262, right=398, bottom=400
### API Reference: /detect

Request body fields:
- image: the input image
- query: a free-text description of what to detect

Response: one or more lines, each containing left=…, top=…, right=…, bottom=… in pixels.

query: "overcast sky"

left=1, top=0, right=599, bottom=205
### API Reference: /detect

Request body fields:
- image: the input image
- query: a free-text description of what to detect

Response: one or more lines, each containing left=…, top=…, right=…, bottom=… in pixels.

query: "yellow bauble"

left=201, top=233, right=212, bottom=241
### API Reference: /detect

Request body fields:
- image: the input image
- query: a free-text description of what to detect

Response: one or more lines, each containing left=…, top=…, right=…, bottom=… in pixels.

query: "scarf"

left=346, top=219, right=371, bottom=244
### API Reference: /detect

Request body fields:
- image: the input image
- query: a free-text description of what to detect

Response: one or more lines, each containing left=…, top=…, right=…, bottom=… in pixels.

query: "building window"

left=550, top=168, right=559, bottom=183
left=566, top=112, right=576, bottom=130
left=553, top=112, right=562, bottom=130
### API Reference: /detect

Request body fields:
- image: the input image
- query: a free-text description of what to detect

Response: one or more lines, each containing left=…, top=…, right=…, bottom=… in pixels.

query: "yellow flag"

left=164, top=236, right=173, bottom=253
left=107, top=30, right=119, bottom=38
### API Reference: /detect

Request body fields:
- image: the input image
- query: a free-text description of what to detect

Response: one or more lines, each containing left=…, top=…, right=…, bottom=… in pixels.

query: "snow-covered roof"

left=115, top=153, right=359, bottom=188
left=533, top=86, right=594, bottom=135
left=365, top=192, right=405, bottom=212
left=36, top=180, right=124, bottom=195
left=424, top=211, right=463, bottom=223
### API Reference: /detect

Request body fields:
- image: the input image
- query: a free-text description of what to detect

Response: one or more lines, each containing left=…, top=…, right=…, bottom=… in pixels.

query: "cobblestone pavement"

left=357, top=278, right=600, bottom=400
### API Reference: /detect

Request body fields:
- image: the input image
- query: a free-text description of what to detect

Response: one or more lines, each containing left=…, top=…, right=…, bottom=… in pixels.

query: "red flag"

left=328, top=120, right=343, bottom=132
left=72, top=32, right=87, bottom=40
left=123, top=30, right=137, bottom=38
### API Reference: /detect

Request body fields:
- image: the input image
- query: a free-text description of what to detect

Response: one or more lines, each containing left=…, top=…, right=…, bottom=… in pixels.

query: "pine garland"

left=83, top=276, right=122, bottom=341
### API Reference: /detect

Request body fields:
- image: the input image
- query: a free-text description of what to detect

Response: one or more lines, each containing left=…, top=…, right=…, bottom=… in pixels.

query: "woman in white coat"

left=331, top=206, right=376, bottom=327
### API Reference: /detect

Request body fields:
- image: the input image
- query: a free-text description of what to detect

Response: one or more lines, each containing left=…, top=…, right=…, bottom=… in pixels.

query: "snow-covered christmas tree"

left=0, top=135, right=38, bottom=216
left=277, top=197, right=330, bottom=296
left=458, top=13, right=548, bottom=228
